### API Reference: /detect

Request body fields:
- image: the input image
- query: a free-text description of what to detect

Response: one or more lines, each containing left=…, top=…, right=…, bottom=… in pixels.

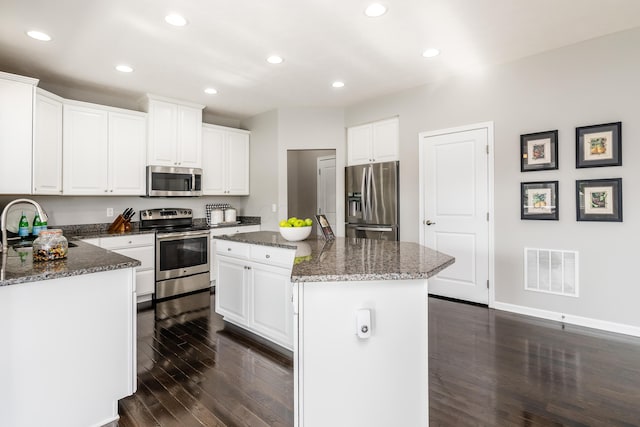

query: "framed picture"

left=315, top=214, right=335, bottom=240
left=576, top=122, right=621, bottom=168
left=520, top=130, right=558, bottom=172
left=576, top=178, right=622, bottom=222
left=521, top=181, right=559, bottom=220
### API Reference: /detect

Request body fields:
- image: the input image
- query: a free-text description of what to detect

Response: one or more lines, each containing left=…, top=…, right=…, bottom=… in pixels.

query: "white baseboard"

left=493, top=301, right=640, bottom=338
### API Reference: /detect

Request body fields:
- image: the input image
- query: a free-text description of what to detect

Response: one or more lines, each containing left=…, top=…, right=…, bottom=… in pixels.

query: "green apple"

left=288, top=217, right=297, bottom=225
left=294, top=219, right=305, bottom=227
left=304, top=218, right=313, bottom=226
left=279, top=220, right=289, bottom=227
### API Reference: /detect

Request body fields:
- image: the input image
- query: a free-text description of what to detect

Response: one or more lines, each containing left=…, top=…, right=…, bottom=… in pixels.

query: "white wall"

left=345, top=28, right=640, bottom=330
left=242, top=107, right=345, bottom=233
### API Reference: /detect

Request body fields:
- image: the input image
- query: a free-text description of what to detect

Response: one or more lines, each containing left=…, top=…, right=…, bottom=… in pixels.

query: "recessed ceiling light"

left=115, top=64, right=133, bottom=73
left=204, top=88, right=218, bottom=95
left=165, top=14, right=188, bottom=27
left=422, top=48, right=440, bottom=58
left=332, top=81, right=345, bottom=88
left=364, top=3, right=387, bottom=17
left=26, top=30, right=52, bottom=41
left=267, top=55, right=284, bottom=64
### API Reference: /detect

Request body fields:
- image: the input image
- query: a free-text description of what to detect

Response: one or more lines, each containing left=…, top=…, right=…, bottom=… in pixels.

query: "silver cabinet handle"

left=265, top=254, right=271, bottom=259
left=356, top=226, right=393, bottom=232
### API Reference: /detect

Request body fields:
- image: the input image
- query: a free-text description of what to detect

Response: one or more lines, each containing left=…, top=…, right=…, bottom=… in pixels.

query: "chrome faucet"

left=0, top=198, right=48, bottom=254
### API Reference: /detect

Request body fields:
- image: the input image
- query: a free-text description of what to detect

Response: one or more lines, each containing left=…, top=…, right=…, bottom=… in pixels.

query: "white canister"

left=224, top=207, right=237, bottom=223
left=210, top=208, right=224, bottom=225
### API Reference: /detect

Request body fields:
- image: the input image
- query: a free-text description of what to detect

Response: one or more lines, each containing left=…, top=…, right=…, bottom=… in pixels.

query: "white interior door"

left=317, top=156, right=336, bottom=234
left=420, top=125, right=490, bottom=304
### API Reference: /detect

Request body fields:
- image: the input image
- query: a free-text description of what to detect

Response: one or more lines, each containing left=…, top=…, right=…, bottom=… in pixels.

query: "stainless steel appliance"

left=345, top=161, right=399, bottom=240
left=140, top=208, right=210, bottom=300
left=146, top=165, right=202, bottom=197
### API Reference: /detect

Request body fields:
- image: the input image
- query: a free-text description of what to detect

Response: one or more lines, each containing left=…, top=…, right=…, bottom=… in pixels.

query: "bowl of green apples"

left=279, top=217, right=313, bottom=241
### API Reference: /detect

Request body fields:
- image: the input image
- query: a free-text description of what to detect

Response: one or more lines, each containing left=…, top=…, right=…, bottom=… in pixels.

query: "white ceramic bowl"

left=280, top=226, right=312, bottom=241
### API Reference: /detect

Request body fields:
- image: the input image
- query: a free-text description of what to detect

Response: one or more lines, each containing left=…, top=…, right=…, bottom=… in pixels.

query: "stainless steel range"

left=140, top=208, right=210, bottom=300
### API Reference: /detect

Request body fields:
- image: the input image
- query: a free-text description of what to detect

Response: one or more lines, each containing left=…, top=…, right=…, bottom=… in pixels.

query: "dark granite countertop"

left=1, top=240, right=140, bottom=287
left=213, top=231, right=455, bottom=283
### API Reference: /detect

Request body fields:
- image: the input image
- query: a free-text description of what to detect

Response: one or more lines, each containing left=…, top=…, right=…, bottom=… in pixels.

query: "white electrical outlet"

left=272, top=204, right=277, bottom=213
left=107, top=208, right=114, bottom=217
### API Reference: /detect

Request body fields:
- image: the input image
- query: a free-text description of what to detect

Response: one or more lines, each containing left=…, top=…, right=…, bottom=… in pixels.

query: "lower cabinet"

left=215, top=240, right=294, bottom=350
left=82, top=233, right=155, bottom=302
left=209, top=224, right=260, bottom=283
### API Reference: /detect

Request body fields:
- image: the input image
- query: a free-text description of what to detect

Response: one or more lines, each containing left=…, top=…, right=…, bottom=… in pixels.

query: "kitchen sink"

left=12, top=240, right=77, bottom=250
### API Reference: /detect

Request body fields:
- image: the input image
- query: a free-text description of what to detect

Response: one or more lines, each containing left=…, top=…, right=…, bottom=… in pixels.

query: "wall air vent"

left=524, top=248, right=579, bottom=297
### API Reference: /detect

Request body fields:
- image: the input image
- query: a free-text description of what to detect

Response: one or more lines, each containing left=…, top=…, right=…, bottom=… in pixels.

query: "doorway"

left=418, top=122, right=494, bottom=305
left=287, top=150, right=336, bottom=236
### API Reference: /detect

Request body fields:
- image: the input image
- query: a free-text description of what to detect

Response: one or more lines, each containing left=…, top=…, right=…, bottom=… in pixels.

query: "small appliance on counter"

left=206, top=203, right=239, bottom=226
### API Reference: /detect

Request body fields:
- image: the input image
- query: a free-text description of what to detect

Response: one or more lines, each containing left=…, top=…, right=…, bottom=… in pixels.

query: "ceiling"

left=2, top=0, right=640, bottom=121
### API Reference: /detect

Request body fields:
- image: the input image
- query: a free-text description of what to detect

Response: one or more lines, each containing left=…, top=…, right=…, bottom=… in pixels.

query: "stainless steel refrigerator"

left=345, top=161, right=399, bottom=240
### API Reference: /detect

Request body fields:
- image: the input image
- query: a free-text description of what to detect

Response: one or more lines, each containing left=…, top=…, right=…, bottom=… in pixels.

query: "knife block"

left=107, top=215, right=131, bottom=233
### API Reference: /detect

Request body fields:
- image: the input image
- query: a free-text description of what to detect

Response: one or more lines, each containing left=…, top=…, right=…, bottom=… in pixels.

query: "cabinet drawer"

left=111, top=246, right=154, bottom=270
left=250, top=245, right=294, bottom=268
left=100, top=233, right=154, bottom=249
left=216, top=240, right=249, bottom=259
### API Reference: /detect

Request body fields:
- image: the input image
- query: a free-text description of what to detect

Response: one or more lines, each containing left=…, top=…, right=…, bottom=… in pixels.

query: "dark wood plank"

left=117, top=293, right=640, bottom=426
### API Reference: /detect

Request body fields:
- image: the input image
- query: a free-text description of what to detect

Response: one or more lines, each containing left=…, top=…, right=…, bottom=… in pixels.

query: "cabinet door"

left=248, top=263, right=293, bottom=349
left=215, top=256, right=249, bottom=325
left=147, top=99, right=177, bottom=166
left=0, top=78, right=33, bottom=194
left=202, top=126, right=226, bottom=195
left=63, top=104, right=109, bottom=195
left=371, top=118, right=399, bottom=163
left=33, top=91, right=63, bottom=195
left=177, top=105, right=202, bottom=167
left=347, top=124, right=372, bottom=166
left=226, top=131, right=250, bottom=195
left=108, top=112, right=146, bottom=195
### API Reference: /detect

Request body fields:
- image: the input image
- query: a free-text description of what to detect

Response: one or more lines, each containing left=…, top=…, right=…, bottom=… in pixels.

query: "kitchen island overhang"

left=212, top=232, right=454, bottom=427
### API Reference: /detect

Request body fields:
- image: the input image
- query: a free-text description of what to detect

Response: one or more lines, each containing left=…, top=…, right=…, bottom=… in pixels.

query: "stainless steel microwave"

left=146, top=165, right=202, bottom=197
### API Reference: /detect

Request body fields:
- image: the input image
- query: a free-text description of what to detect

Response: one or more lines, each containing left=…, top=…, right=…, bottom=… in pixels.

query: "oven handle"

left=157, top=230, right=210, bottom=240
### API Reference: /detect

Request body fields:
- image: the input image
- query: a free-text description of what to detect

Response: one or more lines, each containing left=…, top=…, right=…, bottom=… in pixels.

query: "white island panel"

left=0, top=268, right=136, bottom=427
left=295, top=279, right=429, bottom=427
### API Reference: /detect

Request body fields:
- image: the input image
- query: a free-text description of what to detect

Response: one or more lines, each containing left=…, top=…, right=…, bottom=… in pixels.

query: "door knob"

left=425, top=220, right=436, bottom=226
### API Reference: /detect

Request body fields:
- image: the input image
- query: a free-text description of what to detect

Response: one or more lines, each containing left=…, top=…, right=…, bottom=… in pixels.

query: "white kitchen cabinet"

left=347, top=117, right=399, bottom=165
left=0, top=71, right=37, bottom=194
left=143, top=95, right=204, bottom=167
left=33, top=89, right=63, bottom=195
left=63, top=101, right=146, bottom=195
left=210, top=224, right=261, bottom=282
left=202, top=124, right=250, bottom=195
left=83, top=233, right=155, bottom=302
left=215, top=239, right=294, bottom=350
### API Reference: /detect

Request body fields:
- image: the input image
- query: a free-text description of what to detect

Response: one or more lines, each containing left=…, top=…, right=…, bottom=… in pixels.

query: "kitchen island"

left=0, top=240, right=139, bottom=427
left=213, top=231, right=454, bottom=427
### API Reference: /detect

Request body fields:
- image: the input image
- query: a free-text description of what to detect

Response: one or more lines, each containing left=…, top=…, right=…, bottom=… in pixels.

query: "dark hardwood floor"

left=116, top=292, right=640, bottom=426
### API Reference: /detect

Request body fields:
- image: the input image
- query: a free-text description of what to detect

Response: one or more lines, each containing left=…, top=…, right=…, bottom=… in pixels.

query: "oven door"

left=156, top=230, right=210, bottom=281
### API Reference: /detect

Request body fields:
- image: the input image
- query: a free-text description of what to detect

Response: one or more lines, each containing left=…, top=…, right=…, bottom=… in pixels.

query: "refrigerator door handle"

left=355, top=226, right=394, bottom=232
left=361, top=167, right=367, bottom=219
left=367, top=165, right=373, bottom=221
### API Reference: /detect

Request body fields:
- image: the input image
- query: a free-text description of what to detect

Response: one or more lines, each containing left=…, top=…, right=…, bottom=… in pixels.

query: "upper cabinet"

left=33, top=89, right=64, bottom=195
left=202, top=124, right=250, bottom=195
left=347, top=117, right=399, bottom=166
left=63, top=101, right=146, bottom=195
left=142, top=95, right=204, bottom=168
left=0, top=72, right=37, bottom=194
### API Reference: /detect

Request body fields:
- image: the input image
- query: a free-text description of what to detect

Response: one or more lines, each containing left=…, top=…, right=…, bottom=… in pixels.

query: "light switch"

left=356, top=309, right=372, bottom=339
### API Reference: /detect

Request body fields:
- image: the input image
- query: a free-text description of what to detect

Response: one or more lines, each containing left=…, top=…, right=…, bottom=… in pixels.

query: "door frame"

left=418, top=121, right=495, bottom=307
